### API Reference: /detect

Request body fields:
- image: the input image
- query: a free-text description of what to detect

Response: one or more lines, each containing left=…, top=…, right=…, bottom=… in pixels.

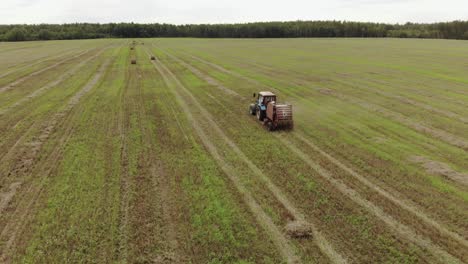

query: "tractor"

left=249, top=91, right=293, bottom=131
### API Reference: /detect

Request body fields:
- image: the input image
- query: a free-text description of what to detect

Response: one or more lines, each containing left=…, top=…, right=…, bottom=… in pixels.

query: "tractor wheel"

left=256, top=108, right=265, bottom=121
left=249, top=104, right=256, bottom=115
left=267, top=121, right=275, bottom=131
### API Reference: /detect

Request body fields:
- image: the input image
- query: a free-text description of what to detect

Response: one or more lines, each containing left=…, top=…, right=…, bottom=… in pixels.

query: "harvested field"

left=0, top=38, right=467, bottom=263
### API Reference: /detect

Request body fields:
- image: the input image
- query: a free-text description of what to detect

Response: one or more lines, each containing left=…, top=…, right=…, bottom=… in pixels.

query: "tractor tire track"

left=0, top=49, right=92, bottom=93
left=117, top=57, right=132, bottom=263
left=117, top=93, right=130, bottom=263
left=148, top=48, right=346, bottom=264
left=161, top=49, right=465, bottom=263
left=0, top=57, right=113, bottom=261
left=115, top=40, right=144, bottom=261
left=151, top=164, right=181, bottom=262
left=0, top=47, right=109, bottom=116
left=134, top=58, right=182, bottom=261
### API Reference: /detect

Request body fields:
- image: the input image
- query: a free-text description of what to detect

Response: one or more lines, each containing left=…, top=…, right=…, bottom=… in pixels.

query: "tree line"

left=1, top=20, right=468, bottom=41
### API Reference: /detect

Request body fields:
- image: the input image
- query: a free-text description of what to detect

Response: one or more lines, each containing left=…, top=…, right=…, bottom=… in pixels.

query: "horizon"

left=1, top=19, right=468, bottom=26
left=2, top=0, right=468, bottom=25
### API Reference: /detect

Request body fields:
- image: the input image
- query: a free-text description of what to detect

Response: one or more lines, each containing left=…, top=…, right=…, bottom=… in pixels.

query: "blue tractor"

left=249, top=91, right=293, bottom=131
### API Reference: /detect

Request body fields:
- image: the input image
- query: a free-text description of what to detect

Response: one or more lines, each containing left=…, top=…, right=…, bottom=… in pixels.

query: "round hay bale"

left=285, top=220, right=313, bottom=238
left=131, top=59, right=137, bottom=64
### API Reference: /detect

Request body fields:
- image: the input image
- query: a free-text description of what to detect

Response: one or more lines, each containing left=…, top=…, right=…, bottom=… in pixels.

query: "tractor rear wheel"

left=267, top=121, right=275, bottom=131
left=249, top=104, right=256, bottom=115
left=256, top=108, right=265, bottom=121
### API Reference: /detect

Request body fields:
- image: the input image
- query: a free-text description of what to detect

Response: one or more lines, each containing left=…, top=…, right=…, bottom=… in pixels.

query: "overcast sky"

left=1, top=0, right=467, bottom=25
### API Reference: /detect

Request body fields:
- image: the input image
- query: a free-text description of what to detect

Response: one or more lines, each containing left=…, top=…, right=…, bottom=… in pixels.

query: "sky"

left=1, top=0, right=467, bottom=25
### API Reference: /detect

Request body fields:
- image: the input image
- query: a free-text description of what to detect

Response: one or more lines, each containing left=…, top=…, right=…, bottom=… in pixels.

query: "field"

left=0, top=38, right=467, bottom=263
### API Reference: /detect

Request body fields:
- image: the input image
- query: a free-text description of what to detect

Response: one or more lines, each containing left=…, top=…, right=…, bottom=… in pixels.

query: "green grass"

left=1, top=38, right=467, bottom=263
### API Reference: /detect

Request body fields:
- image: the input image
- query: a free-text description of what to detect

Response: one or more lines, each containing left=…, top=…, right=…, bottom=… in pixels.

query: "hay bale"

left=285, top=220, right=313, bottom=238
left=131, top=59, right=137, bottom=64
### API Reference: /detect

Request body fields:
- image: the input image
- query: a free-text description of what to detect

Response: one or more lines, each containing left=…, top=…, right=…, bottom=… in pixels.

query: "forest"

left=1, top=20, right=468, bottom=41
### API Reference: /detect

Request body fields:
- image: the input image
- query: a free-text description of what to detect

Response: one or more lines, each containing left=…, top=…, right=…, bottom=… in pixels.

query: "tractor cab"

left=256, top=91, right=277, bottom=107
left=249, top=91, right=277, bottom=121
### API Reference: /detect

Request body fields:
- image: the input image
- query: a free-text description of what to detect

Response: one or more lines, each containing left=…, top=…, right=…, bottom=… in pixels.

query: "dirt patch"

left=0, top=182, right=22, bottom=214
left=410, top=156, right=468, bottom=186
left=285, top=220, right=313, bottom=238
